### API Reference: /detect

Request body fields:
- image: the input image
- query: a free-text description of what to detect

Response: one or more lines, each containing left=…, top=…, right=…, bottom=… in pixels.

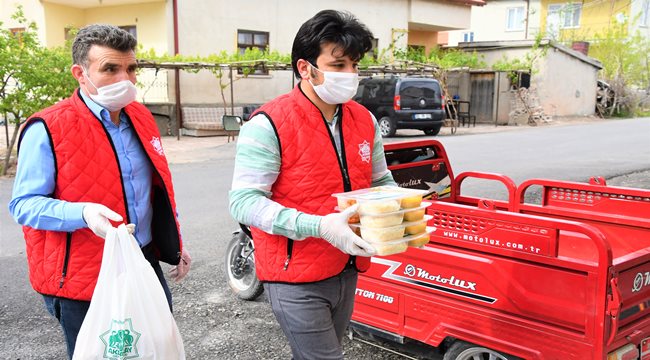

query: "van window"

left=399, top=81, right=440, bottom=99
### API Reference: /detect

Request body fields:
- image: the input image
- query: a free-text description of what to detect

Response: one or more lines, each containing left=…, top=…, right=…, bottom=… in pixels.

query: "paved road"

left=1, top=117, right=649, bottom=359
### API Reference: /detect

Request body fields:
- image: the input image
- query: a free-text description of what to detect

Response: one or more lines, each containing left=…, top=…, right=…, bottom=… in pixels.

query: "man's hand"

left=169, top=248, right=192, bottom=283
left=319, top=204, right=376, bottom=257
left=82, top=203, right=123, bottom=239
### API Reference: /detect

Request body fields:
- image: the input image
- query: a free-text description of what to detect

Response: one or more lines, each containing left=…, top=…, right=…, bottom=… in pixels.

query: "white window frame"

left=463, top=31, right=474, bottom=42
left=564, top=3, right=582, bottom=28
left=549, top=3, right=581, bottom=29
left=641, top=0, right=650, bottom=27
left=506, top=6, right=526, bottom=31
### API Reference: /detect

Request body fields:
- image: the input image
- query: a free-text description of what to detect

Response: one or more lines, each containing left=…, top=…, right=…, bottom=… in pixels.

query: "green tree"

left=588, top=20, right=650, bottom=116
left=0, top=6, right=77, bottom=174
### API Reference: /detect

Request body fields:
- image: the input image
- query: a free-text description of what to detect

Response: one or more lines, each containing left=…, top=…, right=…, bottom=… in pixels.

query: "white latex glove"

left=169, top=248, right=191, bottom=283
left=319, top=204, right=376, bottom=257
left=82, top=203, right=123, bottom=239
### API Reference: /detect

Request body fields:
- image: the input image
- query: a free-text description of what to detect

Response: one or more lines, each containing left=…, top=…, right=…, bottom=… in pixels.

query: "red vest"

left=18, top=89, right=182, bottom=301
left=251, top=85, right=375, bottom=283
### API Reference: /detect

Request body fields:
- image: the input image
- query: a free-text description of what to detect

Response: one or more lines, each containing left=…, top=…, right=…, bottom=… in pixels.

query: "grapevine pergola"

left=137, top=58, right=459, bottom=138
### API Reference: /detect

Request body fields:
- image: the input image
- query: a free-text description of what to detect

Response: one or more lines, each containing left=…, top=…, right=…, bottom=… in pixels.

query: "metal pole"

left=230, top=65, right=234, bottom=116
left=495, top=72, right=500, bottom=127
left=173, top=0, right=181, bottom=140
left=174, top=69, right=182, bottom=140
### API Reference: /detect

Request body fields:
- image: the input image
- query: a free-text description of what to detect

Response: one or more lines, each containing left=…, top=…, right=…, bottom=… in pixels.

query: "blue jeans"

left=43, top=243, right=171, bottom=359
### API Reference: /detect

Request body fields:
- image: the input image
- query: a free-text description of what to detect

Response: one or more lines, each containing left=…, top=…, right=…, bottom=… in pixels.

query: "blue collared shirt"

left=9, top=90, right=153, bottom=247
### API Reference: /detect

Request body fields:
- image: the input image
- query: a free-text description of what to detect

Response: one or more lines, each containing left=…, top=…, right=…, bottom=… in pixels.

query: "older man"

left=8, top=24, right=190, bottom=358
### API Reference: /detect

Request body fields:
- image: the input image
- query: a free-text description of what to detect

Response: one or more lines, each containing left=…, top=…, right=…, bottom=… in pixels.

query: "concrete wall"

left=1, top=0, right=47, bottom=44
left=535, top=48, right=597, bottom=116
left=42, top=2, right=84, bottom=46
left=463, top=45, right=598, bottom=117
left=408, top=30, right=439, bottom=54
left=2, top=1, right=167, bottom=50
left=410, top=0, right=471, bottom=29
left=85, top=2, right=168, bottom=53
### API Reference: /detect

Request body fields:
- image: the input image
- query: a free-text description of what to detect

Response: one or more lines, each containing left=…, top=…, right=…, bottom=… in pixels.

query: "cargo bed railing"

left=515, top=177, right=650, bottom=229
left=426, top=199, right=614, bottom=354
left=453, top=171, right=517, bottom=211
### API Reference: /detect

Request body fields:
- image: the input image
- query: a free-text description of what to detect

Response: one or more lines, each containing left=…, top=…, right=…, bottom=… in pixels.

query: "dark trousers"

left=264, top=267, right=358, bottom=360
left=43, top=243, right=171, bottom=359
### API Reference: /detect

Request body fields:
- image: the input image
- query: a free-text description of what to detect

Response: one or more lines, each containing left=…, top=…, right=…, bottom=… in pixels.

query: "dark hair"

left=291, top=10, right=373, bottom=78
left=72, top=24, right=137, bottom=67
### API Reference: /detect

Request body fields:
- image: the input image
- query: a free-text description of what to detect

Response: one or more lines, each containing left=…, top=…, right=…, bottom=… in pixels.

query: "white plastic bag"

left=73, top=224, right=186, bottom=360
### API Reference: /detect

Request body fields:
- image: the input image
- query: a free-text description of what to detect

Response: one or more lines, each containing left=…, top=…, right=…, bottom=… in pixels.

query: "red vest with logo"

left=250, top=85, right=375, bottom=283
left=19, top=89, right=182, bottom=301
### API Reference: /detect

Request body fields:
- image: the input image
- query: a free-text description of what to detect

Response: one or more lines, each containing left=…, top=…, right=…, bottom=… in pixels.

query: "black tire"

left=225, top=232, right=264, bottom=301
left=423, top=124, right=442, bottom=136
left=443, top=340, right=518, bottom=360
left=378, top=116, right=396, bottom=137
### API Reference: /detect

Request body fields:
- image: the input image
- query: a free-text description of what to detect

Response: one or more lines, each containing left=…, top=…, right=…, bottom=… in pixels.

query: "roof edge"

left=457, top=39, right=603, bottom=69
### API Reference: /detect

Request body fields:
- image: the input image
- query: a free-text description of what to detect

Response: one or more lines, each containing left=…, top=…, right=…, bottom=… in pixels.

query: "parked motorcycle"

left=224, top=225, right=264, bottom=301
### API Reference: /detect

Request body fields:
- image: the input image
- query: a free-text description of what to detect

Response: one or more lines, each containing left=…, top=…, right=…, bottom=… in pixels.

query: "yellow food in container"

left=373, top=241, right=408, bottom=256
left=404, top=208, right=426, bottom=222
left=400, top=195, right=423, bottom=208
left=405, top=222, right=427, bottom=235
left=360, top=225, right=405, bottom=243
left=408, top=233, right=430, bottom=247
left=359, top=212, right=404, bottom=228
left=357, top=199, right=401, bottom=214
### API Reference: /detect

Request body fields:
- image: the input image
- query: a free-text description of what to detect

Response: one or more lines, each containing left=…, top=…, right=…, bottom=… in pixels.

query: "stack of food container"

left=333, top=186, right=433, bottom=256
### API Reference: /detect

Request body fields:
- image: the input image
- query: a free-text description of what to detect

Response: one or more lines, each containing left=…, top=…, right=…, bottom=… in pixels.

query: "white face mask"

left=83, top=68, right=137, bottom=111
left=308, top=63, right=359, bottom=105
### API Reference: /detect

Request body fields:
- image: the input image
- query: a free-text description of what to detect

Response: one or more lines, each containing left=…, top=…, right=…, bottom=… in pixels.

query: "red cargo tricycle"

left=226, top=140, right=650, bottom=360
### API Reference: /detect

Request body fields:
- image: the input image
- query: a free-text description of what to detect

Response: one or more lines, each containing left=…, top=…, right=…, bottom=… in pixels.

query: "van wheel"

left=423, top=125, right=442, bottom=136
left=379, top=116, right=396, bottom=137
left=443, top=341, right=516, bottom=360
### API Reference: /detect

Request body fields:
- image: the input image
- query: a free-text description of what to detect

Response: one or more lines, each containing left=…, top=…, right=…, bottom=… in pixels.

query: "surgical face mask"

left=83, top=68, right=137, bottom=111
left=308, top=63, right=359, bottom=105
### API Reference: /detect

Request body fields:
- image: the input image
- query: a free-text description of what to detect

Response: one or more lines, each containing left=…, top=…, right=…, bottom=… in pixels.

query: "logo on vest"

left=99, top=318, right=141, bottom=359
left=358, top=140, right=371, bottom=163
left=150, top=136, right=164, bottom=156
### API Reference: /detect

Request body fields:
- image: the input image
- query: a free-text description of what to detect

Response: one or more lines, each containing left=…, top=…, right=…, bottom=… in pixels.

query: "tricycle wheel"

left=443, top=340, right=517, bottom=360
left=225, top=231, right=264, bottom=301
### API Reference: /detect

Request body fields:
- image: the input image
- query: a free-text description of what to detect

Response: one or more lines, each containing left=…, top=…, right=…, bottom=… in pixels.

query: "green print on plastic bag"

left=99, top=318, right=141, bottom=359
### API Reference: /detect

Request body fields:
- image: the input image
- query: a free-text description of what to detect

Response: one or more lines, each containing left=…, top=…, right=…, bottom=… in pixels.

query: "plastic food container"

left=357, top=203, right=431, bottom=228
left=401, top=195, right=423, bottom=209
left=404, top=208, right=426, bottom=222
left=403, top=215, right=433, bottom=235
left=407, top=233, right=430, bottom=247
left=333, top=186, right=428, bottom=214
left=350, top=225, right=436, bottom=255
left=373, top=241, right=409, bottom=256
left=359, top=211, right=404, bottom=228
left=359, top=224, right=406, bottom=243
left=333, top=186, right=431, bottom=230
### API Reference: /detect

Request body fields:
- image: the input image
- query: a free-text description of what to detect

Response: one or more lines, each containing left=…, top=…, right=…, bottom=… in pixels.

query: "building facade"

left=445, top=0, right=542, bottom=46
left=540, top=0, right=650, bottom=42
left=2, top=0, right=481, bottom=106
